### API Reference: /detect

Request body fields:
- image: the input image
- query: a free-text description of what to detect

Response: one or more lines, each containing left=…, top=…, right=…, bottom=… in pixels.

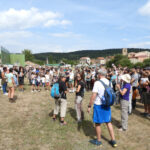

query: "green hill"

left=33, top=48, right=150, bottom=63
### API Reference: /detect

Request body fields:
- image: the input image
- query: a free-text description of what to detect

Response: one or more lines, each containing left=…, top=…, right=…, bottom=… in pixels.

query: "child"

left=41, top=75, right=46, bottom=88
left=45, top=71, right=50, bottom=91
left=31, top=72, right=36, bottom=92
left=36, top=73, right=41, bottom=92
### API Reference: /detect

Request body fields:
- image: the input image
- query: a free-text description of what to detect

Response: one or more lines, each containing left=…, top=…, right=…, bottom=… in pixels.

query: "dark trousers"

left=132, top=99, right=136, bottom=110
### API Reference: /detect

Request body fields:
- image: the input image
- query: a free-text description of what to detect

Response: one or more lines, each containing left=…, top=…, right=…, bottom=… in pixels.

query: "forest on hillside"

left=33, top=48, right=150, bottom=63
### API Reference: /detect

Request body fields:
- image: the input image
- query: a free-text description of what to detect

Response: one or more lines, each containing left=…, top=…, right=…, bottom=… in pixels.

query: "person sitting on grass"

left=87, top=69, right=117, bottom=147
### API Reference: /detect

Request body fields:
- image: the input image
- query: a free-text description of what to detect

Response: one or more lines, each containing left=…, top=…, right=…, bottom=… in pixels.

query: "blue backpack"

left=51, top=83, right=60, bottom=99
left=99, top=80, right=116, bottom=106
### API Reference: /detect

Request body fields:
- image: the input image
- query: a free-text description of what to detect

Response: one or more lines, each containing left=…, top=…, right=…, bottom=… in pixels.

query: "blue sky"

left=0, top=0, right=150, bottom=53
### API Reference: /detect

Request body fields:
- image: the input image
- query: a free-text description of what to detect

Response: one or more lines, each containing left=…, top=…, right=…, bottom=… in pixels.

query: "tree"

left=106, top=54, right=133, bottom=68
left=22, top=49, right=34, bottom=61
left=143, top=59, right=150, bottom=67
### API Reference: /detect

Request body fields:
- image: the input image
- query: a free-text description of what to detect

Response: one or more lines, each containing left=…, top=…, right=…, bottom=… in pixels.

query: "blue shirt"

left=121, top=83, right=131, bottom=101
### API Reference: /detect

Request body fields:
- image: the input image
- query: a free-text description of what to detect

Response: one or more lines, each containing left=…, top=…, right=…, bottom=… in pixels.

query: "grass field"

left=0, top=81, right=150, bottom=150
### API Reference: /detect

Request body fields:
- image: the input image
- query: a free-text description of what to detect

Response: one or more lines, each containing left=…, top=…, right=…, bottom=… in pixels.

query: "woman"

left=18, top=67, right=24, bottom=91
left=75, top=73, right=85, bottom=122
left=86, top=70, right=91, bottom=91
left=5, top=68, right=15, bottom=102
left=116, top=74, right=131, bottom=131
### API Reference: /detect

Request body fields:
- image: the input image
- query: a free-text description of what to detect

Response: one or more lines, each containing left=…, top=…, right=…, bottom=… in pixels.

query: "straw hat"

left=121, top=74, right=131, bottom=83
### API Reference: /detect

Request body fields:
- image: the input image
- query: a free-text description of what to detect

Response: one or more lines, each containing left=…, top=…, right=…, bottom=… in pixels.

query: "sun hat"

left=121, top=74, right=131, bottom=83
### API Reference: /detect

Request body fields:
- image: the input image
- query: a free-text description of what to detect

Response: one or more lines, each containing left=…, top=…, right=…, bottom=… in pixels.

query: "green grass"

left=0, top=81, right=150, bottom=150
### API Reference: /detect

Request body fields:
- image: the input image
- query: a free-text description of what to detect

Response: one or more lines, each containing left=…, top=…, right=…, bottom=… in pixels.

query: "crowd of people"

left=0, top=64, right=150, bottom=147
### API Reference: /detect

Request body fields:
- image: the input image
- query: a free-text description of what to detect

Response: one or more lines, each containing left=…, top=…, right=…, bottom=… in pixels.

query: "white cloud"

left=0, top=7, right=71, bottom=29
left=49, top=32, right=81, bottom=38
left=128, top=41, right=150, bottom=48
left=0, top=31, right=33, bottom=38
left=44, top=19, right=71, bottom=27
left=139, top=1, right=150, bottom=16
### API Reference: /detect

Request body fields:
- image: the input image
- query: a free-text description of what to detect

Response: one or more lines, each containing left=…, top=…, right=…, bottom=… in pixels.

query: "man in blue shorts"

left=87, top=69, right=117, bottom=147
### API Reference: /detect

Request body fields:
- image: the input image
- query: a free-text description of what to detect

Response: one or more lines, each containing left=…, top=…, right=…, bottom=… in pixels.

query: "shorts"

left=142, top=92, right=150, bottom=105
left=93, top=104, right=111, bottom=124
left=8, top=82, right=14, bottom=88
left=69, top=80, right=74, bottom=84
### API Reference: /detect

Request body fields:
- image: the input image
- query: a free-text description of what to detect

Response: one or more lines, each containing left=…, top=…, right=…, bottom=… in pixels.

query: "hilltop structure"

left=122, top=48, right=150, bottom=64
left=0, top=46, right=25, bottom=66
left=80, top=57, right=91, bottom=65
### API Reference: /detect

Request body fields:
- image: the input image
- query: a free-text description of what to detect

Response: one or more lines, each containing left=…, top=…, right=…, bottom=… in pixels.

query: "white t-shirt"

left=41, top=77, right=46, bottom=83
left=69, top=72, right=74, bottom=80
left=45, top=74, right=50, bottom=82
left=92, top=78, right=110, bottom=105
left=140, top=78, right=149, bottom=84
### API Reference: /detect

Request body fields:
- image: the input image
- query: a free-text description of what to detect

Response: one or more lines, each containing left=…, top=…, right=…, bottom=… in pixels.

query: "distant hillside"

left=33, top=48, right=150, bottom=62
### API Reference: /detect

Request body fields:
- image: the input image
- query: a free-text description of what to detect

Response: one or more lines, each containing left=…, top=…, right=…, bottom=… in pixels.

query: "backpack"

left=51, top=83, right=60, bottom=99
left=99, top=80, right=116, bottom=106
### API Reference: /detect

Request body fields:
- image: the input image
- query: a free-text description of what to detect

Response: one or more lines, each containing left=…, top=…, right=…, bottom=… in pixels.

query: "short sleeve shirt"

left=92, top=78, right=110, bottom=105
left=121, top=83, right=131, bottom=101
left=5, top=73, right=13, bottom=83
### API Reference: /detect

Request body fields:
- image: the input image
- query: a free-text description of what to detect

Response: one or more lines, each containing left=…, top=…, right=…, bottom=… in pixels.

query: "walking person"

left=75, top=73, right=85, bottom=123
left=52, top=74, right=68, bottom=125
left=5, top=68, right=16, bottom=102
left=116, top=74, right=131, bottom=131
left=87, top=69, right=117, bottom=147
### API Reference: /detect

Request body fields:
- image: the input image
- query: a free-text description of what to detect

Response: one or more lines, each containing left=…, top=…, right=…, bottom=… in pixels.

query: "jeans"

left=2, top=82, right=7, bottom=94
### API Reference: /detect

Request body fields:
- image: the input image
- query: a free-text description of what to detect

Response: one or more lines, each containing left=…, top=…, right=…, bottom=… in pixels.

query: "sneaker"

left=118, top=128, right=126, bottom=131
left=89, top=139, right=102, bottom=146
left=109, top=140, right=117, bottom=147
left=145, top=114, right=150, bottom=118
left=4, top=93, right=8, bottom=95
left=140, top=112, right=148, bottom=116
left=60, top=121, right=67, bottom=126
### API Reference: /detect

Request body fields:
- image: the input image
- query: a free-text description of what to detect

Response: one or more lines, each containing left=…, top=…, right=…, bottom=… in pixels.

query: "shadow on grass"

left=113, top=102, right=149, bottom=120
left=14, top=95, right=18, bottom=101
left=111, top=117, right=121, bottom=128
left=48, top=110, right=53, bottom=117
left=68, top=107, right=95, bottom=139
left=68, top=107, right=112, bottom=142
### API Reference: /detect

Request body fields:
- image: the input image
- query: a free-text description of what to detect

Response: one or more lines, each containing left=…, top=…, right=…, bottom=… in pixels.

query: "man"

left=87, top=69, right=117, bottom=147
left=52, top=74, right=68, bottom=125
